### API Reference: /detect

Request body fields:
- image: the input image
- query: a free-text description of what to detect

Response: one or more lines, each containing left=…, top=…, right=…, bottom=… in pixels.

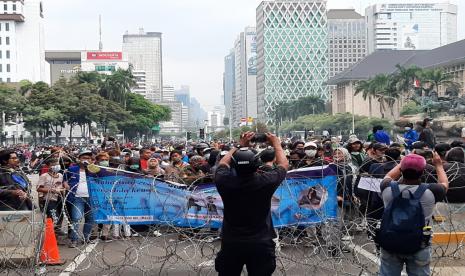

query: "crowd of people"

left=0, top=118, right=465, bottom=275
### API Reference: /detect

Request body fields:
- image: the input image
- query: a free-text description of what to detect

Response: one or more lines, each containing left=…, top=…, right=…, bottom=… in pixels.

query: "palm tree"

left=394, top=64, right=421, bottom=99
left=354, top=79, right=374, bottom=117
left=370, top=74, right=391, bottom=119
left=420, top=68, right=456, bottom=96
left=101, top=68, right=136, bottom=108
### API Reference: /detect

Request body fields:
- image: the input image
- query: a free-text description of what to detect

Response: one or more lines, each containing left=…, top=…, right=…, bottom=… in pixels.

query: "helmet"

left=231, top=148, right=261, bottom=176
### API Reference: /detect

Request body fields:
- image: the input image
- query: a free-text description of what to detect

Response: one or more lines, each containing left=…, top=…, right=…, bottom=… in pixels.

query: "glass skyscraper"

left=256, top=0, right=329, bottom=123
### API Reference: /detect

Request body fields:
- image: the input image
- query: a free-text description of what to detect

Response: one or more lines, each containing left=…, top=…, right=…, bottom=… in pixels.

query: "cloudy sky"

left=45, top=0, right=464, bottom=111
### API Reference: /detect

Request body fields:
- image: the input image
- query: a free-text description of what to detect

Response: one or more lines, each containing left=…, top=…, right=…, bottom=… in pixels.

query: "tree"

left=100, top=68, right=136, bottom=107
left=393, top=64, right=421, bottom=99
left=354, top=79, right=374, bottom=117
left=420, top=68, right=456, bottom=96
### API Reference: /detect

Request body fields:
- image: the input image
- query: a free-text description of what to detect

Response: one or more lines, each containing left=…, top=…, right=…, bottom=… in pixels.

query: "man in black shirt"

left=214, top=132, right=288, bottom=276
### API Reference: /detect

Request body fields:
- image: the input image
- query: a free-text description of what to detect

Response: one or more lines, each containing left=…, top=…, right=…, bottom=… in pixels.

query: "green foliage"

left=0, top=68, right=171, bottom=143
left=280, top=113, right=391, bottom=136
left=400, top=101, right=424, bottom=116
left=272, top=95, right=326, bottom=122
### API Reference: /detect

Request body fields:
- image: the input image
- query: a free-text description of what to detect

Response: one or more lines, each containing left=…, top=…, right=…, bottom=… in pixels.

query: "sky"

left=44, top=0, right=465, bottom=112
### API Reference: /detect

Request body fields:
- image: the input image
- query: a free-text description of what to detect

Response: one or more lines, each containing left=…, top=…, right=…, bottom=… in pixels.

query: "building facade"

left=223, top=50, right=235, bottom=122
left=328, top=9, right=366, bottom=78
left=329, top=39, right=465, bottom=119
left=162, top=85, right=175, bottom=101
left=366, top=2, right=457, bottom=54
left=256, top=0, right=329, bottom=123
left=0, top=0, right=47, bottom=83
left=45, top=51, right=82, bottom=84
left=123, top=29, right=163, bottom=103
left=174, top=85, right=190, bottom=107
left=80, top=51, right=129, bottom=74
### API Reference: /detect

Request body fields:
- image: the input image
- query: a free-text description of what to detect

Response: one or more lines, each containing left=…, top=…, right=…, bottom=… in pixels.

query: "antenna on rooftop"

left=99, top=14, right=103, bottom=51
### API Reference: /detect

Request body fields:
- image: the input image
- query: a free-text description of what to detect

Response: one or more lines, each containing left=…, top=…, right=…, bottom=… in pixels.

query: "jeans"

left=215, top=240, right=276, bottom=276
left=69, top=197, right=94, bottom=242
left=379, top=246, right=431, bottom=276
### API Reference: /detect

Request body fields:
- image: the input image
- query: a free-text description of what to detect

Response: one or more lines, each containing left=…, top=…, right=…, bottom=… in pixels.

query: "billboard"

left=246, top=32, right=257, bottom=76
left=86, top=52, right=122, bottom=60
left=400, top=24, right=419, bottom=50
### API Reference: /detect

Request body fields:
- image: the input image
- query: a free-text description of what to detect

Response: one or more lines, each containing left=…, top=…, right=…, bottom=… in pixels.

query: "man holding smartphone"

left=214, top=132, right=288, bottom=276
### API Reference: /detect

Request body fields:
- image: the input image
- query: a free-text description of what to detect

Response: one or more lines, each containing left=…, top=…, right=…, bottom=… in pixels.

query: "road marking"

left=346, top=242, right=380, bottom=265
left=59, top=242, right=98, bottom=276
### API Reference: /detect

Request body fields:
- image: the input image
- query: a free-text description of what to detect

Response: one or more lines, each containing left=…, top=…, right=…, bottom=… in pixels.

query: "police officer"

left=214, top=132, right=288, bottom=276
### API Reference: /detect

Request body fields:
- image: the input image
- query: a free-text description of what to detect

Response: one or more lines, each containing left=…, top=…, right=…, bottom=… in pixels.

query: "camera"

left=108, top=136, right=115, bottom=142
left=251, top=133, right=267, bottom=143
left=414, top=149, right=433, bottom=160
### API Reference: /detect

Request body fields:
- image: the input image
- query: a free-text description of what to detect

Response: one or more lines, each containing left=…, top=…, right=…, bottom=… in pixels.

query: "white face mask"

left=305, top=149, right=317, bottom=158
left=50, top=165, right=61, bottom=173
left=405, top=127, right=411, bottom=131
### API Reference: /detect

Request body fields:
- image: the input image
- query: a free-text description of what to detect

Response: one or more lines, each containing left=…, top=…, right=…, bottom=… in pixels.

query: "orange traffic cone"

left=40, top=218, right=64, bottom=265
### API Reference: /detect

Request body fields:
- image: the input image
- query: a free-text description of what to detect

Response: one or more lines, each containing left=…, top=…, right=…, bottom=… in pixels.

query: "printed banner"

left=87, top=166, right=338, bottom=228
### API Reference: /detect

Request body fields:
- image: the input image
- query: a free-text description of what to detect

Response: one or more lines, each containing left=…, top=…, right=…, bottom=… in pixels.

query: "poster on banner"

left=87, top=167, right=338, bottom=228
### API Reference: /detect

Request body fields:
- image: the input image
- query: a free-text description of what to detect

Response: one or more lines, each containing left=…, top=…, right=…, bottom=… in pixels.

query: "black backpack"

left=376, top=182, right=428, bottom=254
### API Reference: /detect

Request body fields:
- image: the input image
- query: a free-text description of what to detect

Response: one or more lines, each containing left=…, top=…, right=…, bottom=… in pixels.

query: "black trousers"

left=215, top=240, right=276, bottom=276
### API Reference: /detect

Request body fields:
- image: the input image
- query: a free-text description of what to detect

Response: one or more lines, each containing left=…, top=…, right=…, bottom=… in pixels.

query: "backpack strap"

left=412, top=184, right=428, bottom=200
left=390, top=181, right=401, bottom=198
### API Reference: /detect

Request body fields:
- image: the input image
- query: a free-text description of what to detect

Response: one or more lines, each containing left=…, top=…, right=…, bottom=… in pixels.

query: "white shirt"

left=75, top=170, right=89, bottom=198
left=461, top=127, right=465, bottom=138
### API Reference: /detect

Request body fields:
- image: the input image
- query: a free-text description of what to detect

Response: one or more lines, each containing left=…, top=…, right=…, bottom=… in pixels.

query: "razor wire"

left=1, top=154, right=465, bottom=275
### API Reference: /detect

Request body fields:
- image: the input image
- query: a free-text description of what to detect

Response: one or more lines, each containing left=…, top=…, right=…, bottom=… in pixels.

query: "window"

left=0, top=37, right=2, bottom=45
left=5, top=23, right=9, bottom=32
left=3, top=4, right=7, bottom=11
left=0, top=78, right=2, bottom=82
left=6, top=78, right=10, bottom=83
left=0, top=51, right=2, bottom=58
left=6, top=37, right=9, bottom=45
left=6, top=64, right=10, bottom=72
left=0, top=64, right=2, bottom=72
left=6, top=50, right=9, bottom=59
left=12, top=4, right=16, bottom=11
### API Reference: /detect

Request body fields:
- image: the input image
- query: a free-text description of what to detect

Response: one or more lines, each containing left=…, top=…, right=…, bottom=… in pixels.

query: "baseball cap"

left=372, top=143, right=388, bottom=151
left=400, top=154, right=426, bottom=173
left=78, top=150, right=93, bottom=158
left=348, top=137, right=361, bottom=144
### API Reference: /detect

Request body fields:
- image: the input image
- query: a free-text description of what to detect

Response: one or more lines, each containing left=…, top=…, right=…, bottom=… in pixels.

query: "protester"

left=377, top=153, right=448, bottom=276
left=346, top=137, right=366, bottom=168
left=37, top=158, right=69, bottom=233
left=419, top=118, right=436, bottom=149
left=403, top=122, right=419, bottom=151
left=444, top=147, right=465, bottom=203
left=214, top=132, right=288, bottom=276
left=143, top=157, right=165, bottom=177
left=66, top=151, right=96, bottom=248
left=0, top=149, right=32, bottom=211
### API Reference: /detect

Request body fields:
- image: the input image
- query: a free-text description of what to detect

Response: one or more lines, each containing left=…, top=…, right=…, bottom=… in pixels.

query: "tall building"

left=189, top=97, right=207, bottom=128
left=223, top=50, right=235, bottom=121
left=366, top=2, right=457, bottom=54
left=1, top=0, right=47, bottom=83
left=256, top=0, right=329, bottom=123
left=132, top=70, right=147, bottom=95
left=123, top=28, right=163, bottom=102
left=162, top=85, right=175, bottom=101
left=159, top=101, right=183, bottom=134
left=231, top=27, right=257, bottom=126
left=328, top=9, right=367, bottom=78
left=174, top=85, right=190, bottom=106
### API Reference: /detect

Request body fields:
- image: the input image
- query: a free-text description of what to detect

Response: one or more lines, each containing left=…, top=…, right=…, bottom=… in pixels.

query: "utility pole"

left=229, top=109, right=233, bottom=142
left=98, top=15, right=103, bottom=51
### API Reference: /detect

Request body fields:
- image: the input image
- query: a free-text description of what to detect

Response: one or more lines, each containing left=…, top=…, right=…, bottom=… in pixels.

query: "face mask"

left=99, top=161, right=109, bottom=167
left=405, top=127, right=411, bottom=131
left=80, top=160, right=90, bottom=166
left=111, top=156, right=121, bottom=161
left=162, top=156, right=169, bottom=161
left=305, top=150, right=317, bottom=158
left=172, top=157, right=181, bottom=164
left=351, top=152, right=360, bottom=156
left=51, top=165, right=61, bottom=173
left=182, top=151, right=186, bottom=156
left=204, top=154, right=210, bottom=160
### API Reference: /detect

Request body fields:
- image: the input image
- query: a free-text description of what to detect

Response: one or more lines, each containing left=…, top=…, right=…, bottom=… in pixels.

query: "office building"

left=231, top=27, right=257, bottom=126
left=80, top=51, right=129, bottom=74
left=162, top=85, right=175, bottom=101
left=132, top=70, right=147, bottom=95
left=174, top=85, right=191, bottom=106
left=328, top=9, right=367, bottom=78
left=0, top=0, right=47, bottom=83
left=45, top=51, right=82, bottom=84
left=256, top=0, right=329, bottom=123
left=123, top=28, right=163, bottom=102
left=366, top=2, right=457, bottom=53
left=223, top=50, right=235, bottom=121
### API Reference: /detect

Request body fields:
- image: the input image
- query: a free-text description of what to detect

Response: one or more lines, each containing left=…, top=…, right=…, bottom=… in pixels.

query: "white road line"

left=59, top=242, right=98, bottom=276
left=347, top=242, right=380, bottom=265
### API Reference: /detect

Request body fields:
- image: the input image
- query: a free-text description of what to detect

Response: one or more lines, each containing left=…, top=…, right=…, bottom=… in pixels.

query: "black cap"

left=412, top=141, right=427, bottom=150
left=232, top=148, right=260, bottom=175
left=434, top=143, right=451, bottom=153
left=372, top=143, right=388, bottom=151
